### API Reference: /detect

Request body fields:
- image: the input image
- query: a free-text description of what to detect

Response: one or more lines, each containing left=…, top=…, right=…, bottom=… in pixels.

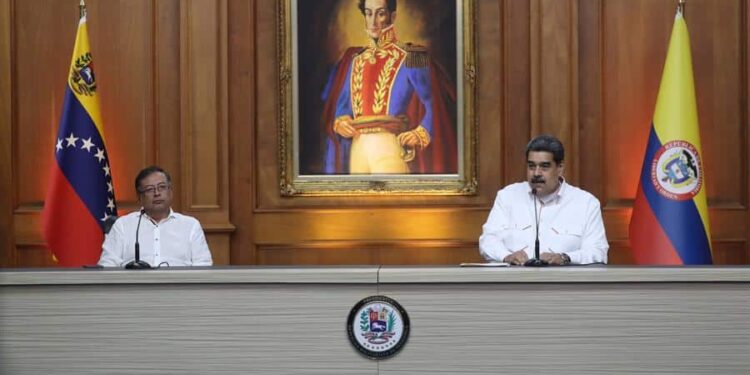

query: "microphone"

left=125, top=209, right=152, bottom=269
left=524, top=188, right=548, bottom=267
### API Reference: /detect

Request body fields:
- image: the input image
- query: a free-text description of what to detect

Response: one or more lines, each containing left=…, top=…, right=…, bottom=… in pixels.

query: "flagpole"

left=678, top=0, right=685, bottom=17
left=79, top=0, right=86, bottom=19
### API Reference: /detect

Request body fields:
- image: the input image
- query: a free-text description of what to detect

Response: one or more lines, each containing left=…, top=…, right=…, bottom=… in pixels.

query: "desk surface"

left=1, top=265, right=749, bottom=285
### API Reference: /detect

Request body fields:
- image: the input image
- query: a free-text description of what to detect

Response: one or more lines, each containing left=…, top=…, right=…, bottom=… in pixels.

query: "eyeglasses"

left=139, top=183, right=171, bottom=196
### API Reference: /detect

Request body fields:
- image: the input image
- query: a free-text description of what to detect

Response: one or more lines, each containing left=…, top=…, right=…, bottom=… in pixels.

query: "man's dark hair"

left=358, top=0, right=397, bottom=14
left=134, top=165, right=172, bottom=193
left=526, top=135, right=565, bottom=165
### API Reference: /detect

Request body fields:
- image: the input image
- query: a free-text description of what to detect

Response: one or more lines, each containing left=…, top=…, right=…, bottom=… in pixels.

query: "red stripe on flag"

left=629, top=184, right=683, bottom=265
left=42, top=166, right=104, bottom=267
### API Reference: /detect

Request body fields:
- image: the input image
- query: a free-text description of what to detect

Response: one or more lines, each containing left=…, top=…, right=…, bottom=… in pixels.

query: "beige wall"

left=1, top=0, right=748, bottom=267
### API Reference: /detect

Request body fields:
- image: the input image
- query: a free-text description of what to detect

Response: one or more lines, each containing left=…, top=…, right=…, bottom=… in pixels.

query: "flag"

left=629, top=8, right=712, bottom=265
left=42, top=8, right=117, bottom=267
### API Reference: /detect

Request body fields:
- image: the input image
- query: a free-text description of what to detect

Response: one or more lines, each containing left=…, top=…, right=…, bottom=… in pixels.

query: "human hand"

left=333, top=116, right=359, bottom=138
left=397, top=130, right=420, bottom=147
left=503, top=249, right=529, bottom=266
left=540, top=252, right=566, bottom=265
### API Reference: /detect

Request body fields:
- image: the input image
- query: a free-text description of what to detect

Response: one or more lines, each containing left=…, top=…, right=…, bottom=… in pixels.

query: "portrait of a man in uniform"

left=295, top=0, right=459, bottom=175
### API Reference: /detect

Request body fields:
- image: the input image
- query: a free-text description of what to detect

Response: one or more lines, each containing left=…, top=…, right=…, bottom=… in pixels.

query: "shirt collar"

left=142, top=208, right=176, bottom=224
left=527, top=177, right=567, bottom=205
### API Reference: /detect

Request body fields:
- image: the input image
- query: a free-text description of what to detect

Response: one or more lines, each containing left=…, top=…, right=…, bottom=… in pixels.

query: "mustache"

left=530, top=177, right=545, bottom=183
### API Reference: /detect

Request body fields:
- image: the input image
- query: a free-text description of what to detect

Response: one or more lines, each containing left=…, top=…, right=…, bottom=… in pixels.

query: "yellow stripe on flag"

left=67, top=16, right=105, bottom=140
left=651, top=11, right=711, bottom=249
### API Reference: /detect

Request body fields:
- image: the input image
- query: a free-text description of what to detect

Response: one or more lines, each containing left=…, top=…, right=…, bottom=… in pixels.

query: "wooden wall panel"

left=0, top=0, right=12, bottom=267
left=502, top=0, right=532, bottom=186
left=746, top=0, right=750, bottom=266
left=600, top=0, right=744, bottom=206
left=227, top=0, right=257, bottom=265
left=532, top=0, right=579, bottom=181
left=689, top=0, right=745, bottom=208
left=1, top=0, right=749, bottom=267
left=589, top=0, right=749, bottom=263
left=577, top=0, right=603, bottom=197
left=155, top=0, right=183, bottom=202
left=11, top=0, right=157, bottom=266
left=3, top=0, right=233, bottom=266
left=256, top=244, right=483, bottom=265
left=14, top=1, right=77, bottom=211
left=180, top=0, right=234, bottom=263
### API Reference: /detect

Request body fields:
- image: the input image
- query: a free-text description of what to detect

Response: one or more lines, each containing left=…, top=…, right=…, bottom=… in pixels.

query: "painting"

left=279, top=0, right=476, bottom=195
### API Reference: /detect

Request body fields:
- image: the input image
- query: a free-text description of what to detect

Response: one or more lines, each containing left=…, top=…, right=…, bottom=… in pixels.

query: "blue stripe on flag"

left=55, top=88, right=114, bottom=228
left=640, top=126, right=712, bottom=264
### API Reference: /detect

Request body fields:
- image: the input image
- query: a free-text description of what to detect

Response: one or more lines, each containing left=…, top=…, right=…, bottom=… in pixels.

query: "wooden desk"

left=1, top=266, right=748, bottom=374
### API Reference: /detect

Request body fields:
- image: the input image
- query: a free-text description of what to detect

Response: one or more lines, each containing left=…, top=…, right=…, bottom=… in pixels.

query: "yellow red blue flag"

left=42, top=9, right=117, bottom=266
left=629, top=8, right=712, bottom=264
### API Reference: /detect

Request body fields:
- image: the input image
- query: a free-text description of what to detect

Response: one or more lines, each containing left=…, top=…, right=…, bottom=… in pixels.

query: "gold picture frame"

left=278, top=0, right=476, bottom=196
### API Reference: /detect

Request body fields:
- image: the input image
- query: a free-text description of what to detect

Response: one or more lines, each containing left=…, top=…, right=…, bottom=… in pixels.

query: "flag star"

left=100, top=212, right=109, bottom=222
left=65, top=133, right=79, bottom=148
left=107, top=181, right=113, bottom=193
left=107, top=198, right=115, bottom=211
left=81, top=137, right=95, bottom=152
left=103, top=163, right=111, bottom=176
left=56, top=139, right=63, bottom=152
left=94, top=148, right=106, bottom=162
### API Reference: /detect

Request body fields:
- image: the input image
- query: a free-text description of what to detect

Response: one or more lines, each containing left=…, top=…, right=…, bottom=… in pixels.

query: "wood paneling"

left=532, top=0, right=579, bottom=181
left=577, top=0, right=603, bottom=197
left=227, top=0, right=256, bottom=265
left=502, top=0, right=531, bottom=186
left=0, top=0, right=12, bottom=267
left=1, top=0, right=749, bottom=266
left=256, top=243, right=483, bottom=265
left=180, top=0, right=234, bottom=263
left=3, top=0, right=233, bottom=266
left=585, top=0, right=749, bottom=262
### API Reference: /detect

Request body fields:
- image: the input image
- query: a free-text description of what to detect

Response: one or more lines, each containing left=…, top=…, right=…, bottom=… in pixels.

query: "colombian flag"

left=42, top=9, right=117, bottom=266
left=629, top=9, right=712, bottom=265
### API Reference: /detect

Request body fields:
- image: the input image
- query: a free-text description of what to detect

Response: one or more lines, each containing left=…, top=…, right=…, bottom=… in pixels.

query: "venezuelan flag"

left=42, top=7, right=117, bottom=267
left=629, top=8, right=712, bottom=265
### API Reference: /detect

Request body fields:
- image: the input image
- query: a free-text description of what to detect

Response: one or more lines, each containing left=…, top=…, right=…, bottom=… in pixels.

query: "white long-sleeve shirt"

left=479, top=181, right=609, bottom=264
left=98, top=209, right=213, bottom=267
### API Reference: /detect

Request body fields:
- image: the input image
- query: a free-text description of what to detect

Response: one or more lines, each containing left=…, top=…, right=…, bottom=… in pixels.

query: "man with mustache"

left=322, top=0, right=457, bottom=174
left=97, top=166, right=213, bottom=267
left=479, top=135, right=609, bottom=265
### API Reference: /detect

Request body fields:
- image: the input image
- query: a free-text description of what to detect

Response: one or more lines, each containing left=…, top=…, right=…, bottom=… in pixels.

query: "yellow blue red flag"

left=629, top=8, right=712, bottom=264
left=42, top=9, right=117, bottom=266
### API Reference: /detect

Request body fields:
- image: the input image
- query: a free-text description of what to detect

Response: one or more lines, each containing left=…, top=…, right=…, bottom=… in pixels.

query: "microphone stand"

left=125, top=209, right=152, bottom=269
left=524, top=188, right=548, bottom=267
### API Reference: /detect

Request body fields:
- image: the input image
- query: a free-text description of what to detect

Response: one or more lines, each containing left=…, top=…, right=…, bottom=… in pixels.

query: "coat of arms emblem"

left=650, top=140, right=703, bottom=201
left=69, top=52, right=97, bottom=96
left=347, top=295, right=409, bottom=359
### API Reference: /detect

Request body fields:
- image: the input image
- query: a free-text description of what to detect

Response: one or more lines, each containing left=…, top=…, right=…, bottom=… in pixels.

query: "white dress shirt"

left=98, top=209, right=213, bottom=267
left=479, top=180, right=609, bottom=264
